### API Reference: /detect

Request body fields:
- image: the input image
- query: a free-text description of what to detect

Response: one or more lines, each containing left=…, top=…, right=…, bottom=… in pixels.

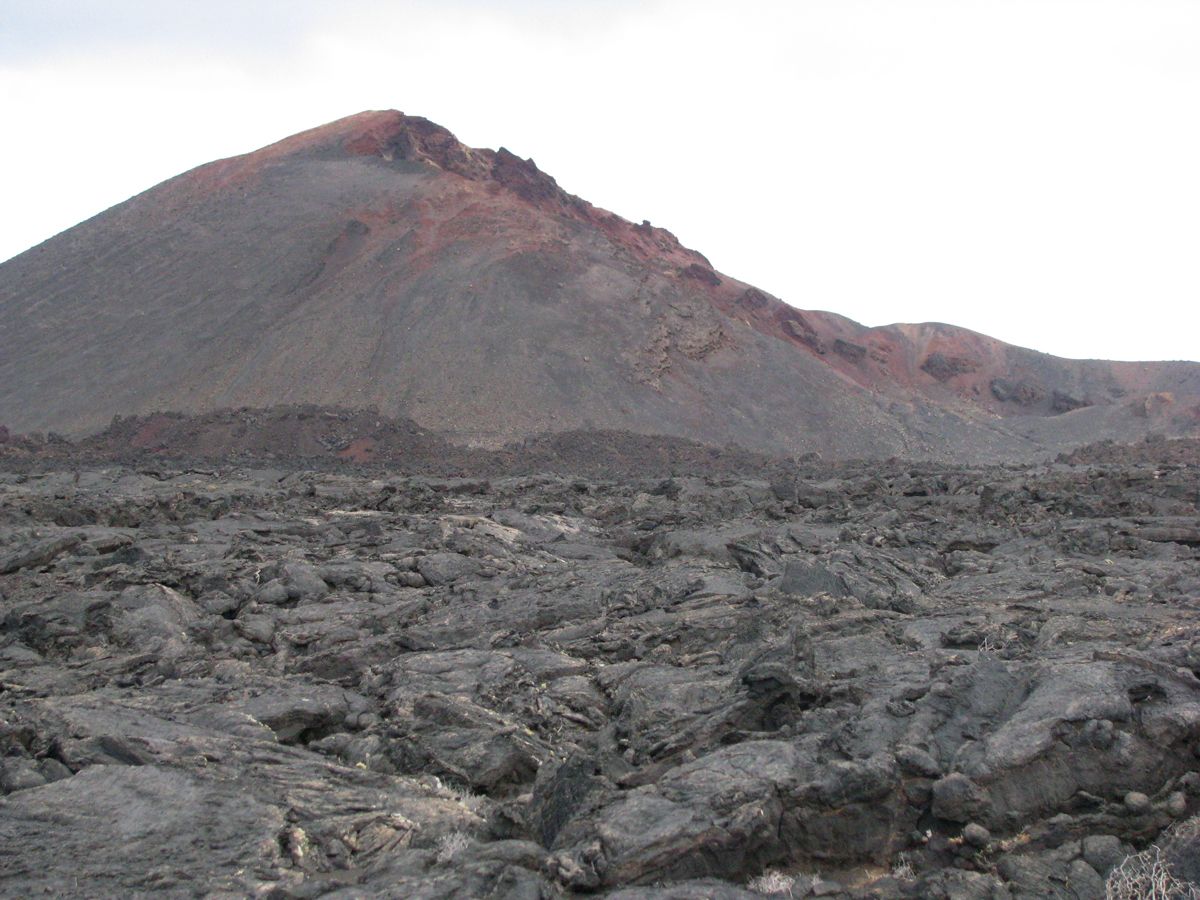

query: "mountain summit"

left=1, top=110, right=1196, bottom=460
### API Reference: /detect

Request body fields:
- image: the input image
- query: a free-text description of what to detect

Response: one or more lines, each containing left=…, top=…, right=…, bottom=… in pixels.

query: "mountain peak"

left=340, top=110, right=494, bottom=178
left=271, top=110, right=553, bottom=191
left=251, top=109, right=485, bottom=176
left=240, top=110, right=712, bottom=272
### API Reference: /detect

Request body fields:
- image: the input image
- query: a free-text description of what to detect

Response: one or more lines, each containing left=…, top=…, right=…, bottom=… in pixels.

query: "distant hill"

left=1, top=110, right=1196, bottom=461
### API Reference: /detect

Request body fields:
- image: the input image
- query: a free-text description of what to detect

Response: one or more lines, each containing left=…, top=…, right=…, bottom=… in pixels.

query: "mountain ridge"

left=1, top=109, right=1196, bottom=461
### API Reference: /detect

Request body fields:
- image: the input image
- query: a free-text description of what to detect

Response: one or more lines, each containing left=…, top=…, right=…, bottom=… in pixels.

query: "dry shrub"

left=1106, top=818, right=1200, bottom=899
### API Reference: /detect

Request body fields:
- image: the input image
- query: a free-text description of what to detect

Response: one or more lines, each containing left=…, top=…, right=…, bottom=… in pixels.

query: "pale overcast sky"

left=2, top=0, right=1197, bottom=361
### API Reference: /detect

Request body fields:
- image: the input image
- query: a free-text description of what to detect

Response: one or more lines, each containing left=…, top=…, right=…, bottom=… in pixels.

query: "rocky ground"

left=2, top=442, right=1199, bottom=897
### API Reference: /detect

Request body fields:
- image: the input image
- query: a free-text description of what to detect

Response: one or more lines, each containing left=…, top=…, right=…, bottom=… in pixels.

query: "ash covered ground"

left=2, top=439, right=1199, bottom=898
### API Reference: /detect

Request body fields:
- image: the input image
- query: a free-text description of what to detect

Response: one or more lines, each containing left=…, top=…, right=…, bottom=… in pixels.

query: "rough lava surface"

left=1, top=435, right=1200, bottom=897
left=0, top=110, right=1197, bottom=460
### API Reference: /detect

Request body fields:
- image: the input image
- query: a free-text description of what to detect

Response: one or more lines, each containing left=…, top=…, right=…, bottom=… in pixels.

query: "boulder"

left=417, top=552, right=482, bottom=585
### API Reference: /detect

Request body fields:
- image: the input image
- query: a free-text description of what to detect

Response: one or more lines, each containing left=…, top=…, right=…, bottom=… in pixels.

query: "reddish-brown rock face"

left=0, top=110, right=1197, bottom=461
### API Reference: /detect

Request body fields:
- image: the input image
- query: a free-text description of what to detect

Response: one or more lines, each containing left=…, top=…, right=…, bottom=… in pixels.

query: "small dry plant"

left=977, top=627, right=1009, bottom=655
left=435, top=831, right=471, bottom=865
left=748, top=869, right=797, bottom=896
left=1106, top=818, right=1200, bottom=900
left=891, top=851, right=916, bottom=879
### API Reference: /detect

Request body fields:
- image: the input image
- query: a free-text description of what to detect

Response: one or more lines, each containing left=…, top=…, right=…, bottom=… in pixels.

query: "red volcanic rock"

left=736, top=288, right=771, bottom=310
left=680, top=263, right=722, bottom=286
left=337, top=437, right=378, bottom=463
left=990, top=378, right=1043, bottom=406
left=921, top=352, right=978, bottom=382
left=1051, top=391, right=1091, bottom=414
left=489, top=148, right=568, bottom=207
left=782, top=316, right=825, bottom=354
left=1131, top=392, right=1175, bottom=420
left=129, top=415, right=177, bottom=451
left=833, top=339, right=868, bottom=364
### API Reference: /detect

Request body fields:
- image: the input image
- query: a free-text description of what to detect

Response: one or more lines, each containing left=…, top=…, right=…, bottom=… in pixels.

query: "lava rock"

left=417, top=552, right=482, bottom=585
left=931, top=774, right=989, bottom=824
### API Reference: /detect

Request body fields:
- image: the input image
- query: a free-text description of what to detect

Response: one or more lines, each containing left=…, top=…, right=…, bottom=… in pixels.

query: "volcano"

left=1, top=110, right=1197, bottom=460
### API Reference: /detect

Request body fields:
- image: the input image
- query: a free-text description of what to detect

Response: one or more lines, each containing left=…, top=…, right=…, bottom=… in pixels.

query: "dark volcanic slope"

left=1, top=111, right=1197, bottom=460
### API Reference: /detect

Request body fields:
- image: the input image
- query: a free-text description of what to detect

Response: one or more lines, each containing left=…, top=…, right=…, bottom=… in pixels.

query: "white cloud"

left=1, top=0, right=1197, bottom=360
